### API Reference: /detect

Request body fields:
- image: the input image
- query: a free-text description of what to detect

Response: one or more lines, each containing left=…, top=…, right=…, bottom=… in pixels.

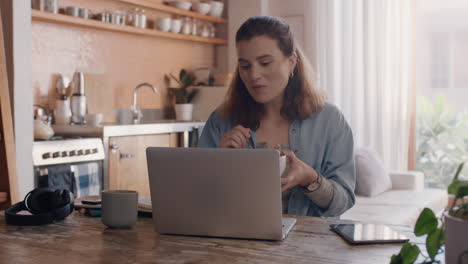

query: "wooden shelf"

left=116, top=0, right=228, bottom=24
left=31, top=10, right=227, bottom=45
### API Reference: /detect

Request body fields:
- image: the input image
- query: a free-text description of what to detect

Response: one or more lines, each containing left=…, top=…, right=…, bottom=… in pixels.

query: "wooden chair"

left=0, top=6, right=19, bottom=210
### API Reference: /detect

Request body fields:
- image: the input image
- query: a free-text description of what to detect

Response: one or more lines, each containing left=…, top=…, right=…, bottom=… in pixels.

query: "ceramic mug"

left=279, top=155, right=288, bottom=178
left=115, top=108, right=133, bottom=124
left=85, top=113, right=103, bottom=127
left=101, top=190, right=138, bottom=229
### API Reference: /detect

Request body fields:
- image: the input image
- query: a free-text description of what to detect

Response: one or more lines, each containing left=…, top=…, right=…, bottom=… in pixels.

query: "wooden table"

left=0, top=211, right=423, bottom=264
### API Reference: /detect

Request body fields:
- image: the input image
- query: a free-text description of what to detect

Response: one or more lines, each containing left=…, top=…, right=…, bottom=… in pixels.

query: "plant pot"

left=174, top=103, right=193, bottom=121
left=445, top=212, right=468, bottom=264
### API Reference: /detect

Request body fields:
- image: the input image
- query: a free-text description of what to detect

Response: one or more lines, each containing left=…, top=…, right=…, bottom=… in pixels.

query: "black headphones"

left=5, top=188, right=74, bottom=226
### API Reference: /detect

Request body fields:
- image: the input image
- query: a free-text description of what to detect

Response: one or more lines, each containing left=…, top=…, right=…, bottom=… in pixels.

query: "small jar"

left=209, top=24, right=216, bottom=38
left=133, top=8, right=141, bottom=27
left=200, top=23, right=210, bottom=37
left=191, top=19, right=198, bottom=35
left=44, top=0, right=58, bottom=14
left=139, top=9, right=147, bottom=28
left=111, top=11, right=120, bottom=24
left=182, top=17, right=192, bottom=35
left=127, top=8, right=135, bottom=26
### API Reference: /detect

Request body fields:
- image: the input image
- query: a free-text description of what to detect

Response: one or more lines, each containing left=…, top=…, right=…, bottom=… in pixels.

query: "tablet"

left=330, top=223, right=409, bottom=245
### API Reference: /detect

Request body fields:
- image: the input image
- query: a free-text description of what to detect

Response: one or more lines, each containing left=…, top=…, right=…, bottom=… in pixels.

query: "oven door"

left=34, top=160, right=103, bottom=198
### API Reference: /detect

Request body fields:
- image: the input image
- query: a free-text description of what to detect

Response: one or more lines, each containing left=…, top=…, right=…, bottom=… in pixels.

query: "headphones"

left=5, top=188, right=74, bottom=226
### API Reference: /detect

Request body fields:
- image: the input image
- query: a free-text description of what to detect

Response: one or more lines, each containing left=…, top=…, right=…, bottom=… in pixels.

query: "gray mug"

left=101, top=190, right=138, bottom=229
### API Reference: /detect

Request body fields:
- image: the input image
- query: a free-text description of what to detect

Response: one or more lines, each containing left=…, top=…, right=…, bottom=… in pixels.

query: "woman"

left=198, top=16, right=355, bottom=217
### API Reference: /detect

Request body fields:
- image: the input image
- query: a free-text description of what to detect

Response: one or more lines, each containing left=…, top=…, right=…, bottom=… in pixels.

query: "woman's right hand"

left=219, top=125, right=251, bottom=148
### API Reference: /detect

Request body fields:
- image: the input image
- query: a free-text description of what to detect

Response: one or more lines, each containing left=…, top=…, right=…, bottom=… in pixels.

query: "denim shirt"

left=197, top=103, right=356, bottom=217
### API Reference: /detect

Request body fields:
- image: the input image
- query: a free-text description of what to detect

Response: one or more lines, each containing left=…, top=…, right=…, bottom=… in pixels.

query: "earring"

left=290, top=71, right=294, bottom=78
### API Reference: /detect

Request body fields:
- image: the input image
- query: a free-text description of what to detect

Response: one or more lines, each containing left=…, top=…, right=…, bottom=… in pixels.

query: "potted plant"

left=168, top=69, right=199, bottom=121
left=391, top=162, right=468, bottom=264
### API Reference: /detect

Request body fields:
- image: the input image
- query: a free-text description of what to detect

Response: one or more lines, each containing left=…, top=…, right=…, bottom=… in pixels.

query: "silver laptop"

left=146, top=147, right=296, bottom=240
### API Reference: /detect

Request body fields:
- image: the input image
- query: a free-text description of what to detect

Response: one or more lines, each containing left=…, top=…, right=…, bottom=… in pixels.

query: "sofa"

left=341, top=170, right=448, bottom=226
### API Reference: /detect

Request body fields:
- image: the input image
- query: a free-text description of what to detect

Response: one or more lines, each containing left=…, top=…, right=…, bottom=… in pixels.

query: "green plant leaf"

left=390, top=254, right=403, bottom=264
left=448, top=181, right=460, bottom=195
left=186, top=88, right=199, bottom=103
left=426, top=228, right=443, bottom=260
left=394, top=242, right=420, bottom=264
left=455, top=184, right=468, bottom=198
left=179, top=69, right=187, bottom=81
left=451, top=162, right=465, bottom=182
left=414, top=208, right=438, bottom=236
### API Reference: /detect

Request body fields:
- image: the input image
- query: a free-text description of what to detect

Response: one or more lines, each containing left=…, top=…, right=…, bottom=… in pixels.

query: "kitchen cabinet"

left=108, top=133, right=178, bottom=198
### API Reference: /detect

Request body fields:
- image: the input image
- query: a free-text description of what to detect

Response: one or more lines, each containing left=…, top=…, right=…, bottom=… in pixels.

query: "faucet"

left=131, top=82, right=158, bottom=123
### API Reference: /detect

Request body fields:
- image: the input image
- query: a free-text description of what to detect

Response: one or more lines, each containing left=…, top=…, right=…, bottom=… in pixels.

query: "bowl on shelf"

left=170, top=19, right=182, bottom=33
left=168, top=1, right=192, bottom=11
left=192, top=2, right=211, bottom=15
left=157, top=18, right=172, bottom=32
left=209, top=1, right=224, bottom=18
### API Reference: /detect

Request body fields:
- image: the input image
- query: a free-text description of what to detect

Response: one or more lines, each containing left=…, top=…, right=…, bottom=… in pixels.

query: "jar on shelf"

left=139, top=9, right=147, bottom=28
left=133, top=8, right=141, bottom=27
left=182, top=17, right=192, bottom=35
left=209, top=23, right=216, bottom=38
left=200, top=23, right=210, bottom=38
left=44, top=0, right=58, bottom=14
left=127, top=8, right=135, bottom=26
left=191, top=19, right=198, bottom=36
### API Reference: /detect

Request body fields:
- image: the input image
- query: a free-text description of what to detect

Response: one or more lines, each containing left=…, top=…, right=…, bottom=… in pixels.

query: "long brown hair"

left=219, top=16, right=326, bottom=130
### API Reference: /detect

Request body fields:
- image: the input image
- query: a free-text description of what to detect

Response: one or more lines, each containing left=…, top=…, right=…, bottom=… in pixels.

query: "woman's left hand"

left=281, top=150, right=318, bottom=192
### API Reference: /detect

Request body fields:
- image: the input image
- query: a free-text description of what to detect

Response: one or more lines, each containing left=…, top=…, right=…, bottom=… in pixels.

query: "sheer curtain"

left=314, top=0, right=413, bottom=170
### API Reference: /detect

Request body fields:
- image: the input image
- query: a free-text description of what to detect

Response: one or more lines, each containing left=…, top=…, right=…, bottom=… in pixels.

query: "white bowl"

left=168, top=1, right=192, bottom=10
left=192, top=2, right=211, bottom=15
left=85, top=113, right=103, bottom=126
left=157, top=18, right=172, bottom=32
left=209, top=1, right=224, bottom=18
left=170, top=19, right=182, bottom=33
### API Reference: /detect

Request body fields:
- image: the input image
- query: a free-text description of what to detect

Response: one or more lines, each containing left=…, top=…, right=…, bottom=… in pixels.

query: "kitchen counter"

left=52, top=121, right=205, bottom=190
left=52, top=120, right=205, bottom=138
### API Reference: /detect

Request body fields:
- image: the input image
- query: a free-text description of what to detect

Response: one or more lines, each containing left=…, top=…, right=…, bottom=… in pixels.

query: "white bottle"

left=139, top=9, right=147, bottom=28
left=70, top=72, right=87, bottom=124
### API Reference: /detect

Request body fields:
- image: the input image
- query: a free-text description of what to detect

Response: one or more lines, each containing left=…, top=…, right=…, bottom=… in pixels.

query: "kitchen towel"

left=72, top=162, right=101, bottom=198
left=41, top=165, right=74, bottom=192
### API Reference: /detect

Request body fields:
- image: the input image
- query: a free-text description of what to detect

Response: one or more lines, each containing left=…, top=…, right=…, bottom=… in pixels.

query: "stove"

left=32, top=138, right=105, bottom=198
left=33, top=138, right=105, bottom=166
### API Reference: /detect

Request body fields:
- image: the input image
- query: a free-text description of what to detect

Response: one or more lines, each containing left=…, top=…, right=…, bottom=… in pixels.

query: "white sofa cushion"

left=388, top=170, right=424, bottom=191
left=341, top=188, right=448, bottom=226
left=355, top=148, right=392, bottom=196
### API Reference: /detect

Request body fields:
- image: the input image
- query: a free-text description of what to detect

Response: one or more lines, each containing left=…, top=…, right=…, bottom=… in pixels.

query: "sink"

left=115, top=108, right=168, bottom=125
left=113, top=108, right=201, bottom=125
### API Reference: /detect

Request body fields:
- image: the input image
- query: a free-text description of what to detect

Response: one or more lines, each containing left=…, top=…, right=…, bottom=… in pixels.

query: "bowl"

left=85, top=113, right=103, bottom=127
left=170, top=19, right=182, bottom=33
left=209, top=1, right=224, bottom=18
left=192, top=2, right=211, bottom=15
left=157, top=18, right=172, bottom=32
left=168, top=1, right=192, bottom=10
